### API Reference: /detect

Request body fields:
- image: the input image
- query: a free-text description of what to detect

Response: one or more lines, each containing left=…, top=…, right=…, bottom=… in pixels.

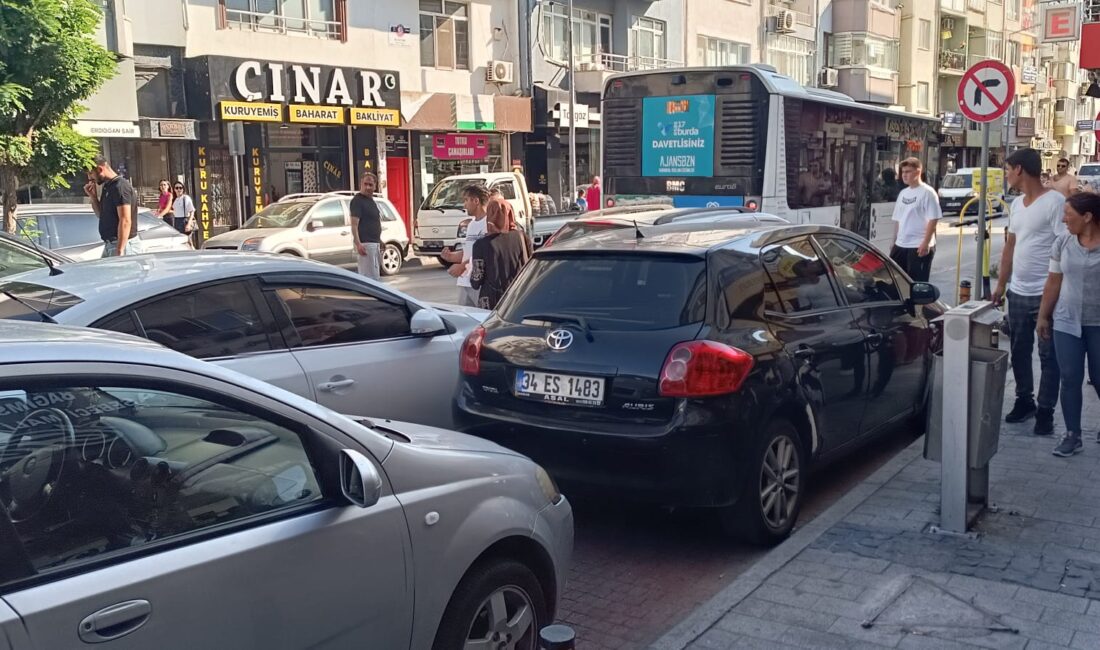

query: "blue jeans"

left=1053, top=326, right=1100, bottom=434
left=101, top=239, right=135, bottom=258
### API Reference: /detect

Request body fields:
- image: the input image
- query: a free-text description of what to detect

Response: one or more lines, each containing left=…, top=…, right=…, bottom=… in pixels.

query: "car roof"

left=0, top=319, right=165, bottom=355
left=541, top=216, right=859, bottom=257
left=16, top=203, right=154, bottom=215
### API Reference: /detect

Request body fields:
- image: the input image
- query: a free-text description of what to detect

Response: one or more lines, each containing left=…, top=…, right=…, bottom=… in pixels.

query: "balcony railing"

left=224, top=8, right=341, bottom=40
left=939, top=51, right=967, bottom=72
left=574, top=52, right=682, bottom=73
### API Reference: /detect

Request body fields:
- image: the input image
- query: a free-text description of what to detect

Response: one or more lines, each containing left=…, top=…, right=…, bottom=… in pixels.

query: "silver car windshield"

left=422, top=179, right=474, bottom=211
left=1080, top=165, right=1100, bottom=176
left=242, top=202, right=312, bottom=229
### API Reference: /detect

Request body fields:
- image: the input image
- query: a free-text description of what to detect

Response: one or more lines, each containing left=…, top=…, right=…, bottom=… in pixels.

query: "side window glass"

left=311, top=201, right=347, bottom=229
left=0, top=239, right=47, bottom=276
left=132, top=281, right=275, bottom=359
left=493, top=183, right=517, bottom=200
left=378, top=202, right=398, bottom=222
left=14, top=218, right=46, bottom=246
left=96, top=312, right=141, bottom=337
left=761, top=238, right=840, bottom=314
left=713, top=252, right=767, bottom=330
left=273, top=286, right=411, bottom=347
left=815, top=236, right=901, bottom=305
left=53, top=214, right=103, bottom=248
left=0, top=382, right=322, bottom=580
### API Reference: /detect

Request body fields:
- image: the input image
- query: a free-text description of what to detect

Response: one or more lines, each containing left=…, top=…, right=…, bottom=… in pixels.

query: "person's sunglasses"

left=173, top=185, right=184, bottom=190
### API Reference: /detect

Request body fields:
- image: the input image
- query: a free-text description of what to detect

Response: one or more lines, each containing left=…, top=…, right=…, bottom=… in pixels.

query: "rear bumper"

left=455, top=389, right=754, bottom=508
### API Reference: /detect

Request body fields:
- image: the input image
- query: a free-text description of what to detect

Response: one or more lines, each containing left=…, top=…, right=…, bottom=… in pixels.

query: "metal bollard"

left=540, top=624, right=576, bottom=650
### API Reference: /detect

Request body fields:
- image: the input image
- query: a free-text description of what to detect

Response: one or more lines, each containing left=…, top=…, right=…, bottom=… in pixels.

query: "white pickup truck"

left=414, top=171, right=532, bottom=266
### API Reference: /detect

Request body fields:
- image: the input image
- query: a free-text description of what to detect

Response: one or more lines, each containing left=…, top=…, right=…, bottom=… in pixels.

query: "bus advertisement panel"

left=641, top=95, right=716, bottom=177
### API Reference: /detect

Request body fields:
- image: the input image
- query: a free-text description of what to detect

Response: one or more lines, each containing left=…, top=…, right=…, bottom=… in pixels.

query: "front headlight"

left=535, top=465, right=562, bottom=505
left=241, top=237, right=265, bottom=251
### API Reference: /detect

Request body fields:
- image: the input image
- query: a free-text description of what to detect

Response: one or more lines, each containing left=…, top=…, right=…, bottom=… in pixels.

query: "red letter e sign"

left=1043, top=4, right=1080, bottom=43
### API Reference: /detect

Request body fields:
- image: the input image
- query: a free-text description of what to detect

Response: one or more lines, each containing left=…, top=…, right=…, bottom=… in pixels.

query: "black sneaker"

left=1053, top=432, right=1083, bottom=457
left=1005, top=398, right=1037, bottom=423
left=1034, top=408, right=1055, bottom=436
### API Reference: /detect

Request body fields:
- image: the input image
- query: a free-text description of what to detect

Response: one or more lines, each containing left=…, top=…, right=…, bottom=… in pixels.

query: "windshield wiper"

left=16, top=223, right=61, bottom=276
left=0, top=290, right=56, bottom=324
left=521, top=312, right=594, bottom=341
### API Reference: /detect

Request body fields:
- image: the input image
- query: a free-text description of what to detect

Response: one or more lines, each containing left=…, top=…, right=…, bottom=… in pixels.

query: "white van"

left=938, top=167, right=1007, bottom=220
left=414, top=172, right=532, bottom=266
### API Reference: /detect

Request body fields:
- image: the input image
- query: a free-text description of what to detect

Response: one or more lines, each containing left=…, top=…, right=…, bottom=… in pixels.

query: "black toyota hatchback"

left=454, top=212, right=943, bottom=545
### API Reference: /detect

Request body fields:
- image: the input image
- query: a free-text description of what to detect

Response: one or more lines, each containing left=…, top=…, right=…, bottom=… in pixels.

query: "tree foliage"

left=0, top=0, right=117, bottom=231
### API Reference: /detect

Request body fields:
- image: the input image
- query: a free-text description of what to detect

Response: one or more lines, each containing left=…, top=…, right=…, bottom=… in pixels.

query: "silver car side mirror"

left=410, top=308, right=447, bottom=337
left=339, top=449, right=382, bottom=508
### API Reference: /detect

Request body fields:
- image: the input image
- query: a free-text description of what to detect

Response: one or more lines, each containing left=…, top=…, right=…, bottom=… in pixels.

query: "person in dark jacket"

left=471, top=198, right=530, bottom=310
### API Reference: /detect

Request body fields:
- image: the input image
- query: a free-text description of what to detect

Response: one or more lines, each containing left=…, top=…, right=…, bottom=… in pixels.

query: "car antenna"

left=16, top=220, right=62, bottom=276
left=633, top=220, right=645, bottom=239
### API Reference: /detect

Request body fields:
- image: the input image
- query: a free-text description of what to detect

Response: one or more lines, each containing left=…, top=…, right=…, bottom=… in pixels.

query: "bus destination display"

left=641, top=95, right=715, bottom=177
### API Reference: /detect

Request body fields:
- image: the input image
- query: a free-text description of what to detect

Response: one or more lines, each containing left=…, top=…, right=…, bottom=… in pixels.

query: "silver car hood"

left=349, top=416, right=519, bottom=456
left=204, top=228, right=286, bottom=245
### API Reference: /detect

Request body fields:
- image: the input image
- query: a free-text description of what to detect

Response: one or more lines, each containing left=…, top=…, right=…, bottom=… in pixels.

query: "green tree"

left=0, top=0, right=116, bottom=233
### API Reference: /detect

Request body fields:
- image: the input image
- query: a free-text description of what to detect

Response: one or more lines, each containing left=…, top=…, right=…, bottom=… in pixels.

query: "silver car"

left=15, top=203, right=192, bottom=261
left=202, top=193, right=410, bottom=276
left=0, top=321, right=572, bottom=649
left=0, top=252, right=485, bottom=429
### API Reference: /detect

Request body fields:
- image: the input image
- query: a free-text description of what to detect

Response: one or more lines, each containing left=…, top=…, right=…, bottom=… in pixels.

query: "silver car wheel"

left=380, top=243, right=402, bottom=275
left=463, top=585, right=537, bottom=650
left=759, top=434, right=800, bottom=530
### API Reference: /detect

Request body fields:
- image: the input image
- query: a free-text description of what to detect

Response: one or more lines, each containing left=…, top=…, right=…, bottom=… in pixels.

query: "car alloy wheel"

left=380, top=243, right=403, bottom=276
left=463, top=585, right=538, bottom=650
left=759, top=433, right=801, bottom=531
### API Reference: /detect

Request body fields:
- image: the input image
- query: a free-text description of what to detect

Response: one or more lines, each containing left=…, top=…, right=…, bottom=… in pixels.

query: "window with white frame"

left=917, top=82, right=930, bottom=111
left=919, top=19, right=931, bottom=50
left=987, top=32, right=1004, bottom=60
left=541, top=3, right=612, bottom=65
left=221, top=0, right=343, bottom=39
left=1008, top=40, right=1021, bottom=68
left=827, top=33, right=900, bottom=72
left=1007, top=0, right=1021, bottom=21
left=697, top=35, right=751, bottom=66
left=766, top=34, right=814, bottom=86
left=630, top=16, right=667, bottom=64
left=419, top=0, right=469, bottom=70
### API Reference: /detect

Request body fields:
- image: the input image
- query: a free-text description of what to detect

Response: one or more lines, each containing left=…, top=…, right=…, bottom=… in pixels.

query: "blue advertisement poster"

left=641, top=95, right=716, bottom=177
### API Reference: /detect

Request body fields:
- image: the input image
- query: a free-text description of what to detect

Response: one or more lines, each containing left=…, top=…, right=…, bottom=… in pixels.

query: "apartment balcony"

left=941, top=0, right=966, bottom=16
left=939, top=50, right=968, bottom=75
left=572, top=52, right=682, bottom=94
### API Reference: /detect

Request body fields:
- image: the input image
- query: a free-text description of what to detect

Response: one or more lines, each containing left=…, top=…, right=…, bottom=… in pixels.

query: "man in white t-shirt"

left=890, top=157, right=942, bottom=282
left=440, top=184, right=490, bottom=307
left=993, top=147, right=1065, bottom=435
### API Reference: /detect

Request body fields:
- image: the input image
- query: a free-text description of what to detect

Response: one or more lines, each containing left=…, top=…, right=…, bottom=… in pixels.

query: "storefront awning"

left=401, top=92, right=532, bottom=133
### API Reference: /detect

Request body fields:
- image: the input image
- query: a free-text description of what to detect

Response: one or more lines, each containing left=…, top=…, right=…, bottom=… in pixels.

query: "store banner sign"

left=289, top=105, right=345, bottom=124
left=73, top=120, right=140, bottom=138
left=351, top=107, right=401, bottom=126
left=641, top=95, right=715, bottom=177
left=220, top=101, right=283, bottom=122
left=433, top=134, right=489, bottom=160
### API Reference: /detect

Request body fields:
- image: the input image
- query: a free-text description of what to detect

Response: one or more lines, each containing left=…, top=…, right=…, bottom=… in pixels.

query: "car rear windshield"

left=241, top=202, right=312, bottom=229
left=497, top=254, right=707, bottom=331
left=0, top=282, right=82, bottom=321
left=549, top=221, right=628, bottom=247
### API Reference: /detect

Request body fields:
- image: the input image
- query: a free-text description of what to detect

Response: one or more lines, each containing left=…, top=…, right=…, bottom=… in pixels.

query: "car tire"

left=432, top=559, right=548, bottom=650
left=380, top=242, right=403, bottom=276
left=721, top=418, right=805, bottom=546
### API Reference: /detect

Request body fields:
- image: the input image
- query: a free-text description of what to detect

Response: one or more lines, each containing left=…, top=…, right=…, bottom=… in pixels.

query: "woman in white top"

left=171, top=182, right=196, bottom=241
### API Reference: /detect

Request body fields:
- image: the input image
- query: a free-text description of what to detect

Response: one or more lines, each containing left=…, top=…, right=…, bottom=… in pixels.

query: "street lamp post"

left=566, top=0, right=578, bottom=209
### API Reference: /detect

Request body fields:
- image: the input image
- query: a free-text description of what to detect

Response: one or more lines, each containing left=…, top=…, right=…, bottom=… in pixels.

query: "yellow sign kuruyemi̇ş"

left=289, top=105, right=347, bottom=124
left=350, top=107, right=401, bottom=126
left=220, top=101, right=283, bottom=122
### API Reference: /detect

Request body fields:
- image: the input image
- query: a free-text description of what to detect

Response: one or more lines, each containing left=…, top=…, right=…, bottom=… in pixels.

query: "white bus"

left=602, top=64, right=941, bottom=252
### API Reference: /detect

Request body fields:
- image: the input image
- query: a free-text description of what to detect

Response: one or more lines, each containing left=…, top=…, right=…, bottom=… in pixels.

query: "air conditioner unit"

left=486, top=60, right=514, bottom=84
left=819, top=67, right=839, bottom=87
left=941, top=17, right=956, bottom=32
left=773, top=10, right=796, bottom=33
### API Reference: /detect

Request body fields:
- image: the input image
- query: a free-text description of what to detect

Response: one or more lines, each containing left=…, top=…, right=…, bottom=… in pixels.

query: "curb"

left=649, top=437, right=926, bottom=650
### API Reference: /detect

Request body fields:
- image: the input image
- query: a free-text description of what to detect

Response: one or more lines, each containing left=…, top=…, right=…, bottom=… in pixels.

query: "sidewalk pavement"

left=653, top=354, right=1100, bottom=650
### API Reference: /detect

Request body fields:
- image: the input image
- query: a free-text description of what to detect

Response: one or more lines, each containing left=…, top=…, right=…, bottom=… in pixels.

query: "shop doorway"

left=386, top=156, right=412, bottom=237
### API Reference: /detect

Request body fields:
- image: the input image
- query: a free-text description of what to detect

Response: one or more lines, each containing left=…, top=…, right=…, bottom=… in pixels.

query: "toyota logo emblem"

left=546, top=329, right=574, bottom=351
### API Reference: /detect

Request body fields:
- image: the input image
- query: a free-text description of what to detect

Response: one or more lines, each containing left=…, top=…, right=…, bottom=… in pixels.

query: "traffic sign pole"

left=976, top=123, right=990, bottom=300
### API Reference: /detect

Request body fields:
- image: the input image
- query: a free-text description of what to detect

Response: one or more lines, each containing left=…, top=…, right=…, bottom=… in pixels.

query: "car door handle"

left=792, top=346, right=815, bottom=360
left=318, top=378, right=356, bottom=392
left=78, top=599, right=151, bottom=643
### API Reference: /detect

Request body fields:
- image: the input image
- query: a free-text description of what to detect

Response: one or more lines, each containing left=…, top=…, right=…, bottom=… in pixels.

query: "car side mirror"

left=910, top=282, right=940, bottom=306
left=339, top=449, right=382, bottom=508
left=410, top=308, right=447, bottom=337
left=306, top=220, right=324, bottom=232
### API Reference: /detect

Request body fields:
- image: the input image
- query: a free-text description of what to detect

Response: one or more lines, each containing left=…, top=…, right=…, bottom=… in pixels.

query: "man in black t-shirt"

left=85, top=155, right=138, bottom=257
left=350, top=172, right=383, bottom=280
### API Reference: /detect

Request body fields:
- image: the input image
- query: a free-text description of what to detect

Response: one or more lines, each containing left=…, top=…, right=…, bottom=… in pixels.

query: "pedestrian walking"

left=889, top=157, right=941, bottom=282
left=994, top=147, right=1065, bottom=435
left=84, top=155, right=138, bottom=258
left=1050, top=158, right=1079, bottom=198
left=440, top=185, right=490, bottom=306
left=155, top=180, right=173, bottom=225
left=171, top=182, right=196, bottom=239
left=350, top=172, right=382, bottom=281
left=575, top=189, right=588, bottom=212
left=585, top=176, right=601, bottom=212
left=1039, top=192, right=1100, bottom=456
left=471, top=198, right=531, bottom=310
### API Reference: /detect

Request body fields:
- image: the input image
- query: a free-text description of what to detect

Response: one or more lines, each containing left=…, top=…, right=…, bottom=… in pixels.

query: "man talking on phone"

left=84, top=155, right=138, bottom=257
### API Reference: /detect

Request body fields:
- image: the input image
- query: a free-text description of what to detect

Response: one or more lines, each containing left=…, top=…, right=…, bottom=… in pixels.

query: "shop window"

left=219, top=0, right=347, bottom=41
left=419, top=1, right=470, bottom=70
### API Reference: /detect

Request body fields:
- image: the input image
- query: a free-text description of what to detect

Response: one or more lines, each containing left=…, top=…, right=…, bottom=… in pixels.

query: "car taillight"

left=658, top=341, right=754, bottom=398
left=460, top=326, right=486, bottom=376
left=745, top=200, right=759, bottom=212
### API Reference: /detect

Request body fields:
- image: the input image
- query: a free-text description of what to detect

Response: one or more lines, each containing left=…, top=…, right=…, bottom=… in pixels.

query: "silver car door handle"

left=79, top=599, right=152, bottom=642
left=318, top=378, right=356, bottom=392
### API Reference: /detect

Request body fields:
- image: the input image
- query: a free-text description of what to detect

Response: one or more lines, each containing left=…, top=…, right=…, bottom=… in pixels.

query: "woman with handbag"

left=171, top=182, right=197, bottom=246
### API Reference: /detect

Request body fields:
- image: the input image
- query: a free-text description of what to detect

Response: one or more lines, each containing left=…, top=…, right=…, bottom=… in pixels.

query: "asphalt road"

left=380, top=219, right=1006, bottom=648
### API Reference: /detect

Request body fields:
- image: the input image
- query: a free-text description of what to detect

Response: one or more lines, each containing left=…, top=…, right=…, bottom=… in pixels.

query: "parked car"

left=938, top=168, right=1007, bottom=220
left=0, top=252, right=486, bottom=429
left=0, top=320, right=571, bottom=650
left=415, top=172, right=533, bottom=264
left=202, top=193, right=410, bottom=276
left=1078, top=163, right=1100, bottom=193
left=0, top=231, right=69, bottom=278
left=15, top=203, right=192, bottom=261
left=455, top=212, right=944, bottom=545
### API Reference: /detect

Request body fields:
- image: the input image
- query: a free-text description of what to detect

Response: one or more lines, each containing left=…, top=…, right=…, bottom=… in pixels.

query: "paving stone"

left=1070, top=630, right=1100, bottom=650
left=732, top=597, right=839, bottom=632
left=714, top=612, right=789, bottom=642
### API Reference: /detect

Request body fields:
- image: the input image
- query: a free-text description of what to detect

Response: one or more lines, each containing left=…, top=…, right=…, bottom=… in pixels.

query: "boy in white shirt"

left=890, top=157, right=942, bottom=282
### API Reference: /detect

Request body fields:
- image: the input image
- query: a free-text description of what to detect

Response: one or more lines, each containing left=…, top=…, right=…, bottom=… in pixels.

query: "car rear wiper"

left=521, top=312, right=594, bottom=341
left=0, top=290, right=56, bottom=324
